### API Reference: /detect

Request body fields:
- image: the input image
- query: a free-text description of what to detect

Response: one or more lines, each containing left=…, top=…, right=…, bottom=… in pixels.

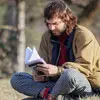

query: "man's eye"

left=53, top=23, right=57, bottom=25
left=46, top=22, right=59, bottom=26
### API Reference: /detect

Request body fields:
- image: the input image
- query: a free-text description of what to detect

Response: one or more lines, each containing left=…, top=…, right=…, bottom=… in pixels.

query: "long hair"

left=44, top=1, right=77, bottom=35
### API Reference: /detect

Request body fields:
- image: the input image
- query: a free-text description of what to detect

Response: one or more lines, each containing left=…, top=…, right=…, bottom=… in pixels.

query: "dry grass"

left=0, top=78, right=100, bottom=100
left=80, top=95, right=100, bottom=100
left=0, top=78, right=27, bottom=100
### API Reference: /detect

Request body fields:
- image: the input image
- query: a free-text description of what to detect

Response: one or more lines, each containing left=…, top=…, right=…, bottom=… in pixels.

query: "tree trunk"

left=17, top=0, right=26, bottom=72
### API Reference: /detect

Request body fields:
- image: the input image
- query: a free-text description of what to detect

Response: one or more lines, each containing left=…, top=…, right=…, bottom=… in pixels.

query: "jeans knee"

left=62, top=68, right=78, bottom=80
left=61, top=68, right=85, bottom=85
left=62, top=68, right=91, bottom=90
left=10, top=72, right=21, bottom=90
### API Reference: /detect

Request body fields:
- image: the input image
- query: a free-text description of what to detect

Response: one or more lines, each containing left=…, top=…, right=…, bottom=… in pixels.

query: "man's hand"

left=36, top=64, right=58, bottom=76
left=32, top=71, right=45, bottom=82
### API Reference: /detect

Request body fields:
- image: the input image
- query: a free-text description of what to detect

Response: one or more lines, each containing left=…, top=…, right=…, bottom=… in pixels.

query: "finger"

left=37, top=64, right=44, bottom=67
left=37, top=64, right=48, bottom=68
left=32, top=71, right=37, bottom=75
left=36, top=67, right=49, bottom=76
left=36, top=67, right=48, bottom=72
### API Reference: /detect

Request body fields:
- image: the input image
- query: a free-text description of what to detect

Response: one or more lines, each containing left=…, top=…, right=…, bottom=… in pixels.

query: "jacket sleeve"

left=38, top=33, right=50, bottom=63
left=62, top=30, right=94, bottom=77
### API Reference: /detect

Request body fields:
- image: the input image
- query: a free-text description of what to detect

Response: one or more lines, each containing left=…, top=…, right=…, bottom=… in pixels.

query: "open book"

left=25, top=47, right=46, bottom=67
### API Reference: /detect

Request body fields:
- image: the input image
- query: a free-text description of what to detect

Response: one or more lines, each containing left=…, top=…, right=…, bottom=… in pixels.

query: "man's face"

left=46, top=17, right=66, bottom=36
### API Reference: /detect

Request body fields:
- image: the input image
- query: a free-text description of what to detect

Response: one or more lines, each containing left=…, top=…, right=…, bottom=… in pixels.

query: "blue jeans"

left=10, top=68, right=92, bottom=98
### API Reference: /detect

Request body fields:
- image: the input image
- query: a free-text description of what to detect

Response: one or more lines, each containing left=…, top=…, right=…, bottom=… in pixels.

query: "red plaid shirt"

left=58, top=33, right=68, bottom=66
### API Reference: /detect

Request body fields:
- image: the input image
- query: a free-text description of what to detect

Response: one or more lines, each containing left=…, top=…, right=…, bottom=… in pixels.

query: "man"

left=11, top=1, right=100, bottom=100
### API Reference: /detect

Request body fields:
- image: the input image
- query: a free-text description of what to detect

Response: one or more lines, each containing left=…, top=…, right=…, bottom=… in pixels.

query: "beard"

left=59, top=24, right=67, bottom=36
left=49, top=24, right=67, bottom=36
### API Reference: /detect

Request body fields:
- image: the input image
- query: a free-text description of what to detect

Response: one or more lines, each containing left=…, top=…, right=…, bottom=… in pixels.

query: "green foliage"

left=0, top=5, right=8, bottom=61
left=0, top=4, right=7, bottom=24
left=25, top=0, right=47, bottom=50
left=25, top=25, right=42, bottom=49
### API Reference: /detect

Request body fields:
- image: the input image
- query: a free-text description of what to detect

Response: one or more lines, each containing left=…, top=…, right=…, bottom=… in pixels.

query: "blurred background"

left=0, top=0, right=100, bottom=100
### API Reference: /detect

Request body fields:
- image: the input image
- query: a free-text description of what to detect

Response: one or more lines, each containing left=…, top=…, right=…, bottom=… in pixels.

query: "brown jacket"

left=38, top=25, right=100, bottom=88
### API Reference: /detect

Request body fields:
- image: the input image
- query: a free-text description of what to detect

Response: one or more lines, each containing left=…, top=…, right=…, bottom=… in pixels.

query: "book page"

left=29, top=47, right=41, bottom=62
left=25, top=47, right=32, bottom=64
left=25, top=47, right=46, bottom=65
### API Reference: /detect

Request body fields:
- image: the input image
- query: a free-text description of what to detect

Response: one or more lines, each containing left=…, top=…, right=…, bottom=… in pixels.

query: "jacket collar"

left=50, top=29, right=75, bottom=49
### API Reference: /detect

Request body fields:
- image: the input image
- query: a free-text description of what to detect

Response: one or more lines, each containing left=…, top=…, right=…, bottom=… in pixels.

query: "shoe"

left=47, top=94, right=56, bottom=100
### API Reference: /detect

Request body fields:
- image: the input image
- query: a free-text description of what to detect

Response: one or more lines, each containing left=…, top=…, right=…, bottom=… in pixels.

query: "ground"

left=0, top=78, right=27, bottom=100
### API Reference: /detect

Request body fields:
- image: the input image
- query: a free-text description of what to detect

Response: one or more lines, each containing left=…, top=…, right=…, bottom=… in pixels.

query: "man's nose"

left=48, top=24, right=55, bottom=30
